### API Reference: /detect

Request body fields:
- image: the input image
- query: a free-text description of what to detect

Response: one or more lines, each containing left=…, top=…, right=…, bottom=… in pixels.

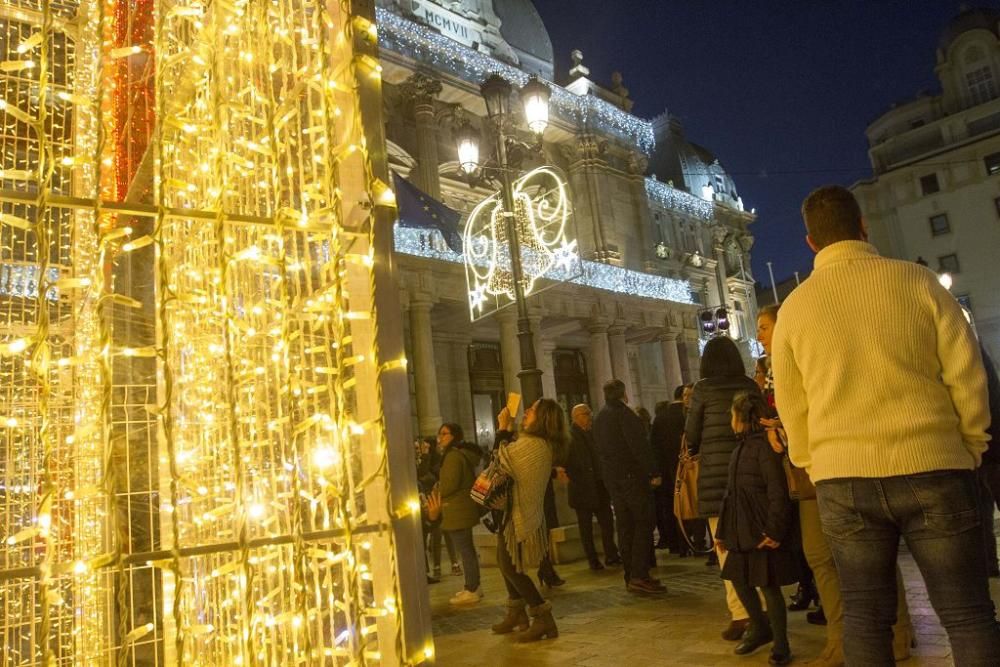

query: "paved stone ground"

left=429, top=527, right=1000, bottom=666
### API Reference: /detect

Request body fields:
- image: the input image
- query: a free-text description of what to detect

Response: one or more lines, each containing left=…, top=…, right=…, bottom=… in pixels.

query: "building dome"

left=647, top=114, right=741, bottom=206
left=493, top=0, right=554, bottom=80
left=939, top=5, right=1000, bottom=52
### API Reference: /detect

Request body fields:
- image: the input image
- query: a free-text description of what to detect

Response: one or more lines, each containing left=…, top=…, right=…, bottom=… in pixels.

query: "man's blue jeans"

left=817, top=469, right=1000, bottom=666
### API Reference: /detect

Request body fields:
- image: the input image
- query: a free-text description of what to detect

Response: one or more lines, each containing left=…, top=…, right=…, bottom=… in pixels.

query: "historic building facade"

left=376, top=0, right=758, bottom=447
left=852, top=6, right=1000, bottom=360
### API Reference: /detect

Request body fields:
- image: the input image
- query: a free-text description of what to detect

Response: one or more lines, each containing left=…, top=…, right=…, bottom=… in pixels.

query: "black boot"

left=734, top=623, right=774, bottom=655
left=788, top=581, right=818, bottom=611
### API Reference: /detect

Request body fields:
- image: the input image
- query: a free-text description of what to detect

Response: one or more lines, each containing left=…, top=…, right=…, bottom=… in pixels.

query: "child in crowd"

left=716, top=391, right=798, bottom=665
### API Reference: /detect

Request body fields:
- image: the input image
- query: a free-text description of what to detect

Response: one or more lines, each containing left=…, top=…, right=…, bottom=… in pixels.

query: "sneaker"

left=451, top=563, right=462, bottom=576
left=626, top=577, right=667, bottom=594
left=449, top=588, right=483, bottom=605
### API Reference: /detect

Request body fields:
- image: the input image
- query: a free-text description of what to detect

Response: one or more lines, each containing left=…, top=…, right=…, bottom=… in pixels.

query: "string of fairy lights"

left=0, top=1, right=425, bottom=666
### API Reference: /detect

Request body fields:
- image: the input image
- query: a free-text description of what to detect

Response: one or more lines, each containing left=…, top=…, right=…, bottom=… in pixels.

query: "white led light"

left=377, top=9, right=656, bottom=153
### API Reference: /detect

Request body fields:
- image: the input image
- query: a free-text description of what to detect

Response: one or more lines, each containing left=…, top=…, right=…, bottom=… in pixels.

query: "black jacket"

left=593, top=399, right=657, bottom=487
left=650, top=401, right=686, bottom=478
left=566, top=424, right=608, bottom=510
left=685, top=374, right=762, bottom=517
left=716, top=431, right=795, bottom=552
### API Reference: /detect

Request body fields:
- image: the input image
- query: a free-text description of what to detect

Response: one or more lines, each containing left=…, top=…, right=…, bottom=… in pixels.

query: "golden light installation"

left=0, top=0, right=423, bottom=665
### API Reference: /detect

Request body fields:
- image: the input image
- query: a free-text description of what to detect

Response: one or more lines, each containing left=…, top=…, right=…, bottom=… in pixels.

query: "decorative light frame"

left=462, top=166, right=581, bottom=319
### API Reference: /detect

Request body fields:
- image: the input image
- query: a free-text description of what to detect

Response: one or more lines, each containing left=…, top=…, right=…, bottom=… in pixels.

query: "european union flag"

left=392, top=172, right=464, bottom=254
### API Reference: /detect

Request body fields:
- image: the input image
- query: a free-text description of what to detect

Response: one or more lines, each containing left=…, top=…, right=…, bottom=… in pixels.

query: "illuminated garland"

left=376, top=8, right=656, bottom=153
left=396, top=227, right=694, bottom=304
left=644, top=177, right=714, bottom=221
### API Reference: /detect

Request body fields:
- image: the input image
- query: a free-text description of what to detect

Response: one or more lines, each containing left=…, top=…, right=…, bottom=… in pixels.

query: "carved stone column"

left=712, top=226, right=730, bottom=308
left=409, top=294, right=442, bottom=435
left=658, top=329, right=684, bottom=394
left=607, top=323, right=635, bottom=402
left=627, top=151, right=656, bottom=271
left=586, top=318, right=613, bottom=408
left=399, top=72, right=443, bottom=199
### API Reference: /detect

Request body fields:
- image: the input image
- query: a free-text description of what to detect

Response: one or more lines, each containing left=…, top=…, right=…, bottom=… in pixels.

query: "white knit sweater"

left=772, top=241, right=990, bottom=483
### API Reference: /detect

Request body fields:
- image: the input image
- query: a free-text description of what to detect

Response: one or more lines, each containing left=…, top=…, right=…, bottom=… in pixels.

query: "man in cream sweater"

left=772, top=185, right=1000, bottom=665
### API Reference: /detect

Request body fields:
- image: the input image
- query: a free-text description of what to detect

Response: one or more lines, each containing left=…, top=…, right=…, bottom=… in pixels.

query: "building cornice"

left=376, top=8, right=655, bottom=153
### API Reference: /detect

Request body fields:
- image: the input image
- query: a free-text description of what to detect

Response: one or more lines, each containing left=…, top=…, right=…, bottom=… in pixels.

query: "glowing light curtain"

left=0, top=0, right=421, bottom=665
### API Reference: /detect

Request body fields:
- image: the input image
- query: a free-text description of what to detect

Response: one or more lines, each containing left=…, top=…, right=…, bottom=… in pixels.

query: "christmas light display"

left=0, top=1, right=422, bottom=665
left=376, top=9, right=656, bottom=153
left=395, top=228, right=695, bottom=305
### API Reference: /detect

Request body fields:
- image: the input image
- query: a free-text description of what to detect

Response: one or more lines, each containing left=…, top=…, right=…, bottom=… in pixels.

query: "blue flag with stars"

left=392, top=172, right=464, bottom=254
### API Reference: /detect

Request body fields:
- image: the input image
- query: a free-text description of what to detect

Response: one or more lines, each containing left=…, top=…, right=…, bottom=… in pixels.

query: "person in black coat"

left=563, top=404, right=621, bottom=570
left=593, top=379, right=665, bottom=594
left=716, top=391, right=798, bottom=665
left=685, top=335, right=762, bottom=640
left=649, top=388, right=686, bottom=554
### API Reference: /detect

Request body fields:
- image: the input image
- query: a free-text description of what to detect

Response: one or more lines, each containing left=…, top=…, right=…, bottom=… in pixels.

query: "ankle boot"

left=514, top=601, right=558, bottom=642
left=734, top=623, right=774, bottom=655
left=491, top=599, right=529, bottom=634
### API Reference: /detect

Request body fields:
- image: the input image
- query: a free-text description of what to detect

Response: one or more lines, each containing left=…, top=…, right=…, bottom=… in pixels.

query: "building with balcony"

left=376, top=0, right=759, bottom=448
left=852, top=5, right=1000, bottom=360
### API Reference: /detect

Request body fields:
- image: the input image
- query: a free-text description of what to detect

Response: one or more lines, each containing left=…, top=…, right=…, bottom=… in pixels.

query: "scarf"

left=498, top=433, right=553, bottom=573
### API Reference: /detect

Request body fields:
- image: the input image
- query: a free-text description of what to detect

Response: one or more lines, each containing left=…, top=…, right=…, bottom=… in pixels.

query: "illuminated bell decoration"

left=480, top=73, right=513, bottom=120
left=520, top=75, right=551, bottom=134
left=463, top=166, right=578, bottom=319
left=455, top=121, right=481, bottom=174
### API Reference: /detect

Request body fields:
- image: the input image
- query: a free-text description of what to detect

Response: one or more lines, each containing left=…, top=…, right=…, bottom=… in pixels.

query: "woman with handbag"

left=757, top=305, right=913, bottom=666
left=684, top=335, right=763, bottom=641
left=437, top=423, right=485, bottom=606
left=489, top=398, right=570, bottom=642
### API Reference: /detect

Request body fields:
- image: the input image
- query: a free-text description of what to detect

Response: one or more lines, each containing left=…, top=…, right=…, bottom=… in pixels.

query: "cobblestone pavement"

left=429, top=530, right=1000, bottom=666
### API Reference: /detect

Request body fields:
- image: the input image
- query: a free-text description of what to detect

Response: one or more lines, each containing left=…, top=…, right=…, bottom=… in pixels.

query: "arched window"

left=966, top=65, right=998, bottom=106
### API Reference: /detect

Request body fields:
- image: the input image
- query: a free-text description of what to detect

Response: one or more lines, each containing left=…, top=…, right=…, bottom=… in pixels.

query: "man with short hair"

left=563, top=404, right=621, bottom=570
left=772, top=184, right=1000, bottom=664
left=593, top=379, right=665, bottom=594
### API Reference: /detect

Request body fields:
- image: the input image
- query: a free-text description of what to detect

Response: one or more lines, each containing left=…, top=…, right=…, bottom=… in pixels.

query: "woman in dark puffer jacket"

left=685, top=335, right=762, bottom=641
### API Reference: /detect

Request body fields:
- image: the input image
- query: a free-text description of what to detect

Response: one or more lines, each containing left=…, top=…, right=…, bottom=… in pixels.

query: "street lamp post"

left=456, top=74, right=552, bottom=407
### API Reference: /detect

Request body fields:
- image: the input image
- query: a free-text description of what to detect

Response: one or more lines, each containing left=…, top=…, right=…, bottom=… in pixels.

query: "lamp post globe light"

left=455, top=73, right=554, bottom=408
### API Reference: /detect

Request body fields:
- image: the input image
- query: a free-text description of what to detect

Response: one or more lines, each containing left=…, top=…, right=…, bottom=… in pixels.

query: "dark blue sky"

left=532, top=0, right=996, bottom=283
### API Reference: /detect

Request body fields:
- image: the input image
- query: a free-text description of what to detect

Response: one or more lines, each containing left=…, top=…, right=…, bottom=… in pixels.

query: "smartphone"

left=506, top=392, right=521, bottom=416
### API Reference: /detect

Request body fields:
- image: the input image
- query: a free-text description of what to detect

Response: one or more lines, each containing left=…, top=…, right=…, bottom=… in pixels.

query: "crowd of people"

left=415, top=185, right=1000, bottom=665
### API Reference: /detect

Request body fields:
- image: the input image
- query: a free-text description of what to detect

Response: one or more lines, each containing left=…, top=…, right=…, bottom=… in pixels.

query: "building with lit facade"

left=376, top=0, right=759, bottom=449
left=852, top=6, right=1000, bottom=360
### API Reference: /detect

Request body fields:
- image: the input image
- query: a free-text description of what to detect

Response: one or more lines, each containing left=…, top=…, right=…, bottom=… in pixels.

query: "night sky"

left=531, top=0, right=998, bottom=284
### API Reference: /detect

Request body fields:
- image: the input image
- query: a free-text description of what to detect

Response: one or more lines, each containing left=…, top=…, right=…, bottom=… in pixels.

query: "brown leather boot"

left=514, top=601, right=558, bottom=642
left=491, top=599, right=529, bottom=634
